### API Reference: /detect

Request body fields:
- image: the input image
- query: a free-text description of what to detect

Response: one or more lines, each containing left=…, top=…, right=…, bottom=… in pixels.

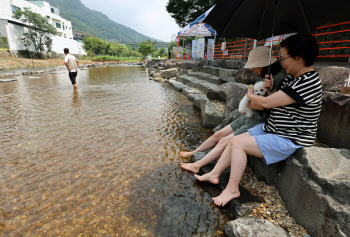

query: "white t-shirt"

left=64, top=54, right=79, bottom=72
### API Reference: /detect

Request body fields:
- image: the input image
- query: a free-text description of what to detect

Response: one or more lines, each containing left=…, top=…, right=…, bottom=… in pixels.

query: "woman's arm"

left=247, top=87, right=296, bottom=109
left=247, top=101, right=264, bottom=110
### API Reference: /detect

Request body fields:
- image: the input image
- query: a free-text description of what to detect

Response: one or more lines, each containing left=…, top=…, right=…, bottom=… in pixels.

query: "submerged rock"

left=224, top=217, right=288, bottom=237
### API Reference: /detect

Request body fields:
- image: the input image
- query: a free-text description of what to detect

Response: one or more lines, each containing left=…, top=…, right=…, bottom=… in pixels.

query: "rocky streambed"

left=146, top=59, right=350, bottom=237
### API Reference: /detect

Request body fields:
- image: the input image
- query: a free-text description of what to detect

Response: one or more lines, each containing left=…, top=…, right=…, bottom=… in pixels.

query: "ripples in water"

left=0, top=65, right=227, bottom=236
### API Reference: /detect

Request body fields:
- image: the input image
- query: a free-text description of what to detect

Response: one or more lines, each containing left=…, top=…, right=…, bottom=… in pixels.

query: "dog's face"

left=254, top=81, right=267, bottom=96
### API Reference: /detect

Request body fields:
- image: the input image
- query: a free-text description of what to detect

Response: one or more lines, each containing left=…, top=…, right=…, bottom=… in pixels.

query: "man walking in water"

left=64, top=48, right=79, bottom=89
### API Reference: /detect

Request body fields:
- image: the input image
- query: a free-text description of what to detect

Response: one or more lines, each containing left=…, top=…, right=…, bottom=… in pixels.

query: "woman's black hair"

left=260, top=60, right=282, bottom=78
left=280, top=34, right=319, bottom=67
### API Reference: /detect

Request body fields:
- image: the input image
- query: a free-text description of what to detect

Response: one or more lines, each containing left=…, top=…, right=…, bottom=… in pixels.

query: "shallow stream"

left=0, top=65, right=228, bottom=236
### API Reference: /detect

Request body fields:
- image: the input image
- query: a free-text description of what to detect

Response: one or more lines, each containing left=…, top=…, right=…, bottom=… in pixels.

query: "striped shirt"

left=263, top=71, right=322, bottom=146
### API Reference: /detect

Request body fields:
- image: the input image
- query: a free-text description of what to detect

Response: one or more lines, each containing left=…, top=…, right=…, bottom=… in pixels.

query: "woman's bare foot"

left=193, top=173, right=219, bottom=184
left=212, top=188, right=240, bottom=206
left=180, top=163, right=200, bottom=173
left=180, top=151, right=195, bottom=158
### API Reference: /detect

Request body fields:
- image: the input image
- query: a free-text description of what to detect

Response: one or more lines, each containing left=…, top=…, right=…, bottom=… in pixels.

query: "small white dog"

left=238, top=81, right=267, bottom=117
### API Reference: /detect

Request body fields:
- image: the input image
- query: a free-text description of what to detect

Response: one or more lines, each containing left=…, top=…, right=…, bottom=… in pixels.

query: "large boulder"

left=318, top=92, right=350, bottom=149
left=317, top=66, right=349, bottom=92
left=176, top=61, right=199, bottom=69
left=235, top=68, right=257, bottom=85
left=224, top=217, right=288, bottom=237
left=160, top=68, right=178, bottom=79
left=223, top=83, right=249, bottom=118
left=207, top=82, right=236, bottom=102
left=276, top=147, right=350, bottom=237
left=163, top=61, right=177, bottom=69
left=200, top=101, right=224, bottom=128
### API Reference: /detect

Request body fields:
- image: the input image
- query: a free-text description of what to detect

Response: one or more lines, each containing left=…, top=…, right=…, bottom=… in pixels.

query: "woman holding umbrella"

left=194, top=34, right=322, bottom=207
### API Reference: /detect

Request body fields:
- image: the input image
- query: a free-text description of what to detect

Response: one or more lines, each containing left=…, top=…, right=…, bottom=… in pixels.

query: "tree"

left=138, top=40, right=155, bottom=57
left=13, top=8, right=57, bottom=56
left=166, top=0, right=218, bottom=27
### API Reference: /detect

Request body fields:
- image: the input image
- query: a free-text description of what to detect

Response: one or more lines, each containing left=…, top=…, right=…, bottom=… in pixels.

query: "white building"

left=0, top=0, right=86, bottom=55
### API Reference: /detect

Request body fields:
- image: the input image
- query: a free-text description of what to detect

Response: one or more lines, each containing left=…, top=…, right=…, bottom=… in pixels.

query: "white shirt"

left=64, top=54, right=79, bottom=72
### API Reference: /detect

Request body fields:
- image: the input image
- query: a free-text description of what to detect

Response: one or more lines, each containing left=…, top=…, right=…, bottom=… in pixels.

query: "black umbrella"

left=205, top=0, right=350, bottom=90
left=205, top=0, right=350, bottom=40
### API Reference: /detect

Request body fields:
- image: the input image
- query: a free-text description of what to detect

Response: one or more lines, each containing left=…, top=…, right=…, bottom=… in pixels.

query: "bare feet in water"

left=180, top=151, right=194, bottom=158
left=212, top=188, right=240, bottom=206
left=193, top=173, right=219, bottom=185
left=180, top=163, right=200, bottom=173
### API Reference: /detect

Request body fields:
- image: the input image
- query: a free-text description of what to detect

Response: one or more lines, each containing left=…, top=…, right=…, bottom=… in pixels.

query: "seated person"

left=193, top=34, right=321, bottom=206
left=180, top=46, right=284, bottom=173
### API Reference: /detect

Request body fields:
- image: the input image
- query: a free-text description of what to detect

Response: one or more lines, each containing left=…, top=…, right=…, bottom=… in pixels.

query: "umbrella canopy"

left=205, top=0, right=350, bottom=39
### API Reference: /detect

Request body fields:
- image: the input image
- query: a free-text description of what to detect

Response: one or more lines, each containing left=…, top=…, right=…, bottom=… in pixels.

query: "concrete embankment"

left=146, top=59, right=350, bottom=237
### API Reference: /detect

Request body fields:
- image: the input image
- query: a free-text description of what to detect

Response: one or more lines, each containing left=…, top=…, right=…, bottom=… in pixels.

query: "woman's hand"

left=263, top=74, right=274, bottom=91
left=248, top=85, right=254, bottom=94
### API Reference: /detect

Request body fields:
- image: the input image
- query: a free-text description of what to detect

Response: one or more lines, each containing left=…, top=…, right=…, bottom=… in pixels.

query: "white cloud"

left=80, top=0, right=181, bottom=42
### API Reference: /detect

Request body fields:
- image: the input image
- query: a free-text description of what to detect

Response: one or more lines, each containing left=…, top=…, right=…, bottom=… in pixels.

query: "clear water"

left=0, top=65, right=227, bottom=236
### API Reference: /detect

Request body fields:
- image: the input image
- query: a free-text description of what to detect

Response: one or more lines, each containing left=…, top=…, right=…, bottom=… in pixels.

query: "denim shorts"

left=247, top=123, right=303, bottom=165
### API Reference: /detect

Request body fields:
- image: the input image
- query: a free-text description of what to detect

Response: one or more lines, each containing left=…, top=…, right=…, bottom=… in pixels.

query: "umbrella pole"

left=267, top=0, right=277, bottom=91
left=213, top=32, right=217, bottom=61
left=195, top=24, right=198, bottom=59
left=244, top=38, right=248, bottom=60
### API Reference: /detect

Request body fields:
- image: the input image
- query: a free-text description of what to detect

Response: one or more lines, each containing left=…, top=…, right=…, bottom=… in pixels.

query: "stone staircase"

left=169, top=66, right=239, bottom=128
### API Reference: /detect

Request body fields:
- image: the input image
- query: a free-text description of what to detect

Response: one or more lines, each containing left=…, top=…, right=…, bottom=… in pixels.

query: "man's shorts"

left=248, top=123, right=303, bottom=165
left=69, top=71, right=78, bottom=85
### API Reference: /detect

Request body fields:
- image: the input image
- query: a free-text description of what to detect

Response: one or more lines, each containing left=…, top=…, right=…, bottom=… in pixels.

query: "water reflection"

left=0, top=65, right=227, bottom=236
left=72, top=90, right=81, bottom=109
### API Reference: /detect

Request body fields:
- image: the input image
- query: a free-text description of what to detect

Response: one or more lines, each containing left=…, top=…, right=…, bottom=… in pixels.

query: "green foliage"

left=166, top=0, right=218, bottom=27
left=153, top=48, right=167, bottom=58
left=138, top=40, right=156, bottom=57
left=0, top=37, right=9, bottom=49
left=83, top=36, right=141, bottom=57
left=44, top=0, right=160, bottom=42
left=88, top=55, right=143, bottom=62
left=13, top=8, right=57, bottom=56
left=168, top=41, right=177, bottom=51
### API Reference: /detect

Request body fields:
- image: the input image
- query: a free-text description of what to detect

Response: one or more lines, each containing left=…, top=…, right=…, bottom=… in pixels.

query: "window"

left=47, top=16, right=50, bottom=19
left=64, top=34, right=66, bottom=38
left=56, top=23, right=61, bottom=29
left=51, top=8, right=54, bottom=13
left=12, top=5, right=20, bottom=13
left=66, top=26, right=68, bottom=29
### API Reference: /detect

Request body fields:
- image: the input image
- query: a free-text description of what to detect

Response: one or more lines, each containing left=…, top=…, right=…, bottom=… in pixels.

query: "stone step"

left=177, top=74, right=218, bottom=95
left=169, top=79, right=224, bottom=128
left=187, top=71, right=221, bottom=85
left=195, top=66, right=238, bottom=78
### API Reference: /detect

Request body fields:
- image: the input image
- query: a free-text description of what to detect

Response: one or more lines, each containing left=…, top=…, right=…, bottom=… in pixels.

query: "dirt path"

left=0, top=57, right=93, bottom=70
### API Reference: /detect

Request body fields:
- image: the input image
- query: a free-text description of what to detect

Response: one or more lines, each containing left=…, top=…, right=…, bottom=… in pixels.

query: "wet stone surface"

left=0, top=66, right=228, bottom=236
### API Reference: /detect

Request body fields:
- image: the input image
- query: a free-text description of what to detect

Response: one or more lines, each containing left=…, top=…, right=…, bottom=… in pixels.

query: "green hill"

left=37, top=0, right=160, bottom=42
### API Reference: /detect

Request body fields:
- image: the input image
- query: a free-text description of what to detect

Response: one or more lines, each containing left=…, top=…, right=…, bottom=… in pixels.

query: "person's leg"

left=180, top=125, right=234, bottom=157
left=212, top=135, right=263, bottom=206
left=73, top=72, right=78, bottom=89
left=181, top=133, right=234, bottom=173
left=193, top=132, right=253, bottom=182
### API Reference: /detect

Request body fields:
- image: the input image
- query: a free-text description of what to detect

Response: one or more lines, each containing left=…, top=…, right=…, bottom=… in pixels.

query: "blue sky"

left=81, top=0, right=181, bottom=42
